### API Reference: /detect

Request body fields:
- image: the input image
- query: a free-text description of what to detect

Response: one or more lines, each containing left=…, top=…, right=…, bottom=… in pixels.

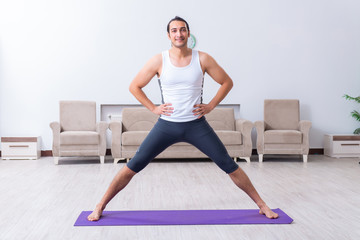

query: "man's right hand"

left=152, top=103, right=173, bottom=116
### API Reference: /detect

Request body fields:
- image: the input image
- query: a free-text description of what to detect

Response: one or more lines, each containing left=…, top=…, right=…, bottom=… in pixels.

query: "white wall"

left=1, top=0, right=359, bottom=150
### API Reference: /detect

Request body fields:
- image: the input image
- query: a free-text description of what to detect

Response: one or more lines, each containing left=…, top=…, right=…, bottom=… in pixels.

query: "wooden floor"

left=0, top=155, right=359, bottom=240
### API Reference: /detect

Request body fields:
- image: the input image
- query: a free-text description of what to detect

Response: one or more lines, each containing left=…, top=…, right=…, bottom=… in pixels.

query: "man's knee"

left=227, top=166, right=240, bottom=175
left=123, top=165, right=137, bottom=177
left=212, top=154, right=239, bottom=174
left=126, top=160, right=147, bottom=174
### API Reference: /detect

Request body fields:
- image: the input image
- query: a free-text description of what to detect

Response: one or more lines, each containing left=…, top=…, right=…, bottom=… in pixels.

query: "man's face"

left=168, top=20, right=190, bottom=48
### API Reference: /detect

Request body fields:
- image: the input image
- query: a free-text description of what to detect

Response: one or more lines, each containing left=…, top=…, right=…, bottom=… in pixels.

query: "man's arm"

left=129, top=54, right=173, bottom=116
left=193, top=51, right=233, bottom=118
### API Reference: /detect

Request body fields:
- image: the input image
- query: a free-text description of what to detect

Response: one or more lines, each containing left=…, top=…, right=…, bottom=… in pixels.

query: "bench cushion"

left=122, top=130, right=242, bottom=146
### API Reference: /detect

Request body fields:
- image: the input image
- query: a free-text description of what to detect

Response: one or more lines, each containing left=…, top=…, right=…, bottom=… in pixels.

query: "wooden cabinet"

left=1, top=137, right=41, bottom=160
left=324, top=134, right=360, bottom=158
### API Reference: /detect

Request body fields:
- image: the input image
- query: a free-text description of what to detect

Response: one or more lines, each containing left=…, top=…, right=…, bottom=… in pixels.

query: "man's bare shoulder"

left=198, top=51, right=217, bottom=68
left=148, top=53, right=162, bottom=66
left=143, top=53, right=162, bottom=72
left=198, top=50, right=210, bottom=60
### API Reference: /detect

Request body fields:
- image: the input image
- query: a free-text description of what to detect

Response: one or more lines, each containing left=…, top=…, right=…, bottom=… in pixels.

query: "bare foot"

left=87, top=205, right=104, bottom=221
left=259, top=205, right=279, bottom=219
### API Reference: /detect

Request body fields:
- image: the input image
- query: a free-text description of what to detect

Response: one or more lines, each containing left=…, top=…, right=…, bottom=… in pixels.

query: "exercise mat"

left=74, top=208, right=293, bottom=226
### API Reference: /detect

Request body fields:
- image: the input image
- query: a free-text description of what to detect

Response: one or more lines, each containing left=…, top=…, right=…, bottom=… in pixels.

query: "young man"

left=88, top=16, right=279, bottom=221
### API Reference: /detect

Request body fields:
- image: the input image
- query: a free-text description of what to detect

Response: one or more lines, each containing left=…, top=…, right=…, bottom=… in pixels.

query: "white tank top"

left=158, top=50, right=204, bottom=122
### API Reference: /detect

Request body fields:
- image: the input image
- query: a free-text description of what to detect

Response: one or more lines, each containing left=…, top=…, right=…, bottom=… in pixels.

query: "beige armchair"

left=255, top=99, right=311, bottom=162
left=50, top=101, right=108, bottom=164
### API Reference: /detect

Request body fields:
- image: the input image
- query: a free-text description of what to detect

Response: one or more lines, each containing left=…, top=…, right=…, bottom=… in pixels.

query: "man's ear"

left=167, top=32, right=171, bottom=40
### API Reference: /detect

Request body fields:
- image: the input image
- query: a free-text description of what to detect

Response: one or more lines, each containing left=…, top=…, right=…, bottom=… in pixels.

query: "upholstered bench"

left=109, top=107, right=253, bottom=164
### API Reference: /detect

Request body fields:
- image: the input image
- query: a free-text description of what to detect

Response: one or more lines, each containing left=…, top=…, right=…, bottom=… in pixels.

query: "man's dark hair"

left=167, top=16, right=190, bottom=33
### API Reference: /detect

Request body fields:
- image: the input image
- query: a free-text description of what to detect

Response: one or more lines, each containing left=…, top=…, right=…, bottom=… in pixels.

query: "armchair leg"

left=233, top=157, right=237, bottom=162
left=126, top=158, right=130, bottom=163
left=100, top=156, right=105, bottom=164
left=243, top=157, right=250, bottom=163
left=54, top=157, right=59, bottom=165
left=258, top=154, right=263, bottom=162
left=303, top=155, right=308, bottom=163
left=113, top=158, right=123, bottom=164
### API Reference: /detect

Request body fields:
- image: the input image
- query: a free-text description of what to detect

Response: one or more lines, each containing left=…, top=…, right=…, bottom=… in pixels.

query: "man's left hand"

left=193, top=104, right=214, bottom=119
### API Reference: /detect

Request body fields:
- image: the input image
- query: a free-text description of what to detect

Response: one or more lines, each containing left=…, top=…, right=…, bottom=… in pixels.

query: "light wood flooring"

left=0, top=155, right=359, bottom=240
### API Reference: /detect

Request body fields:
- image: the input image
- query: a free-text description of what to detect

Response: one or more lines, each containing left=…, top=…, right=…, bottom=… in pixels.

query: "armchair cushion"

left=264, top=99, right=299, bottom=130
left=60, top=101, right=96, bottom=131
left=264, top=130, right=302, bottom=144
left=60, top=131, right=100, bottom=145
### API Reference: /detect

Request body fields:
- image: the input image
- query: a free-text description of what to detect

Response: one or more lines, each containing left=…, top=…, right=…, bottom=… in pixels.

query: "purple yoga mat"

left=74, top=208, right=293, bottom=226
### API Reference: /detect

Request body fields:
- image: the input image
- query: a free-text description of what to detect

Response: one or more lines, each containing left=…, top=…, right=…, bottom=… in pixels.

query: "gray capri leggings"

left=127, top=116, right=239, bottom=174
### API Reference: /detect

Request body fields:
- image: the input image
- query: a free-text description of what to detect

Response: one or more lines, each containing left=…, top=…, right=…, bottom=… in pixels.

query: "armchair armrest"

left=96, top=121, right=108, bottom=156
left=254, top=121, right=265, bottom=154
left=235, top=119, right=253, bottom=157
left=299, top=120, right=312, bottom=133
left=96, top=121, right=108, bottom=133
left=109, top=121, right=122, bottom=159
left=235, top=119, right=253, bottom=134
left=49, top=121, right=60, bottom=157
left=299, top=120, right=312, bottom=155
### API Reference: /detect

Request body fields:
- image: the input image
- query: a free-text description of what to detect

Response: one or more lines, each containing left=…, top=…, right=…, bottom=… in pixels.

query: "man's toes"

left=269, top=213, right=279, bottom=219
left=87, top=214, right=98, bottom=221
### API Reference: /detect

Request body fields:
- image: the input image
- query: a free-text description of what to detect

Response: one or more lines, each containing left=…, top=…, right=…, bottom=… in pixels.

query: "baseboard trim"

left=252, top=148, right=323, bottom=155
left=106, top=149, right=112, bottom=156
left=309, top=148, right=324, bottom=155
left=0, top=148, right=325, bottom=158
left=40, top=150, right=112, bottom=157
left=35, top=148, right=324, bottom=158
left=41, top=150, right=53, bottom=157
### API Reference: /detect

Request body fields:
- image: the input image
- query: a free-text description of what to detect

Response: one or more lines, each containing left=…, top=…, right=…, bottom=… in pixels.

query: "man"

left=88, top=16, right=278, bottom=221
